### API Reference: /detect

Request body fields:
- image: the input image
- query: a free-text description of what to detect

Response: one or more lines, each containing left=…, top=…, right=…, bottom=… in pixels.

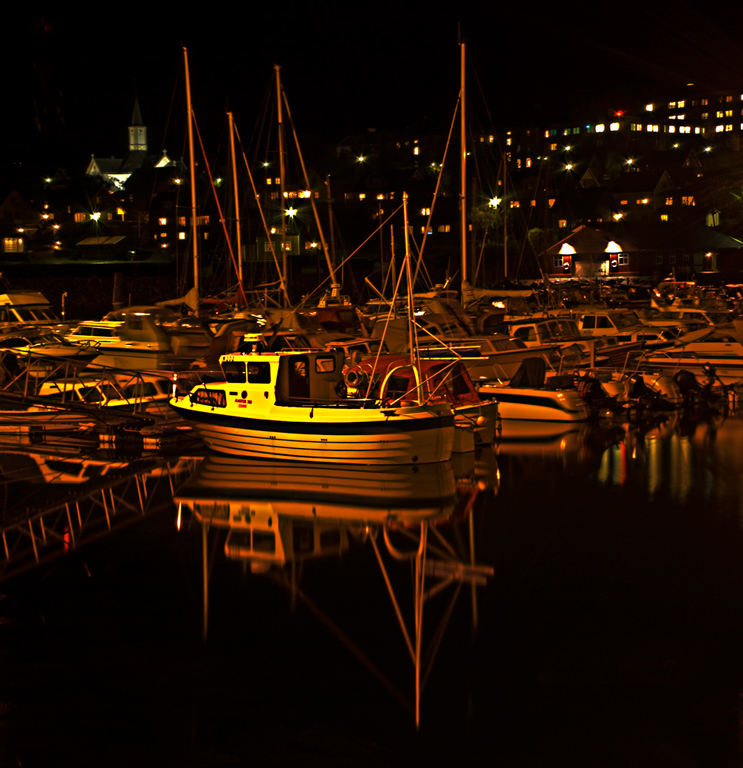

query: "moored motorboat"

left=479, top=357, right=589, bottom=423
left=169, top=348, right=455, bottom=464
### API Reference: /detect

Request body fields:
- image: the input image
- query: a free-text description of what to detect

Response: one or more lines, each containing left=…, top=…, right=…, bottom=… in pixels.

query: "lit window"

left=550, top=143, right=557, bottom=151
left=666, top=197, right=673, bottom=205
left=510, top=201, right=520, bottom=208
left=526, top=158, right=532, bottom=167
left=678, top=101, right=685, bottom=108
left=178, top=232, right=186, bottom=240
left=701, top=98, right=708, bottom=105
left=548, top=198, right=556, bottom=208
left=660, top=214, right=669, bottom=221
left=358, top=193, right=366, bottom=200
left=421, top=208, right=430, bottom=216
left=668, top=101, right=676, bottom=109
left=645, top=104, right=654, bottom=112
left=377, top=194, right=385, bottom=200
left=716, top=125, right=724, bottom=132
left=667, top=125, right=676, bottom=133
left=506, top=138, right=512, bottom=146
left=717, top=111, right=724, bottom=118
left=74, top=212, right=86, bottom=223
left=438, top=224, right=450, bottom=233
left=682, top=196, right=695, bottom=206
left=558, top=219, right=567, bottom=228
left=620, top=200, right=628, bottom=205
left=159, top=218, right=168, bottom=226
left=178, top=216, right=186, bottom=226
left=413, top=147, right=419, bottom=155
left=726, top=124, right=733, bottom=131
left=530, top=200, right=536, bottom=207
left=595, top=124, right=605, bottom=133
left=727, top=95, right=733, bottom=102
left=610, top=123, right=619, bottom=131
left=489, top=135, right=494, bottom=143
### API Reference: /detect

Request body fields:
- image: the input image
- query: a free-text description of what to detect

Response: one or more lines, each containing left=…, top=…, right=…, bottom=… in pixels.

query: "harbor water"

left=2, top=408, right=743, bottom=766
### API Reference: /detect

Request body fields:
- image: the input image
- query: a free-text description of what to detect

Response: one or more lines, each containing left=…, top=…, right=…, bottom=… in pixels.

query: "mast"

left=184, top=47, right=199, bottom=310
left=460, top=39, right=467, bottom=285
left=403, top=193, right=423, bottom=404
left=275, top=65, right=289, bottom=306
left=228, top=111, right=243, bottom=288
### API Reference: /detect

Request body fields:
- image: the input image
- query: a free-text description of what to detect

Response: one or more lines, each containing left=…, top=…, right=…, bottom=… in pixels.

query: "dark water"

left=2, top=409, right=743, bottom=767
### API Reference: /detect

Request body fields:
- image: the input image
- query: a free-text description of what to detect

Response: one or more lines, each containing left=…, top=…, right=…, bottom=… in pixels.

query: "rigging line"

left=192, top=114, right=248, bottom=307
left=234, top=124, right=291, bottom=309
left=280, top=89, right=335, bottom=292
left=295, top=202, right=404, bottom=311
left=412, top=92, right=462, bottom=292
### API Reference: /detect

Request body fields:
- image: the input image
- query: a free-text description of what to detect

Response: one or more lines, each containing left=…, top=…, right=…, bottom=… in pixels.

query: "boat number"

left=320, top=438, right=328, bottom=442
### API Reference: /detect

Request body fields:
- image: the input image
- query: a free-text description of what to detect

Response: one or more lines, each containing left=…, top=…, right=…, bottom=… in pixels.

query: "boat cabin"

left=217, top=349, right=348, bottom=404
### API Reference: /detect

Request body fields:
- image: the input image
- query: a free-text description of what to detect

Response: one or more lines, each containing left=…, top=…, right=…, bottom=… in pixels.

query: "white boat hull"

left=171, top=400, right=455, bottom=465
left=479, top=385, right=588, bottom=422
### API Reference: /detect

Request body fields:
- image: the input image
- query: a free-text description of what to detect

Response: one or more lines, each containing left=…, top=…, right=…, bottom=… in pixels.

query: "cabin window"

left=582, top=316, right=596, bottom=329
left=315, top=356, right=336, bottom=373
left=252, top=531, right=276, bottom=553
left=222, top=361, right=247, bottom=383
left=248, top=362, right=271, bottom=384
left=191, top=389, right=227, bottom=408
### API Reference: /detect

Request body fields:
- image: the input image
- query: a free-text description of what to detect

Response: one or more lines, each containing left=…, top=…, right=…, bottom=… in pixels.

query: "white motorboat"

left=478, top=357, right=589, bottom=422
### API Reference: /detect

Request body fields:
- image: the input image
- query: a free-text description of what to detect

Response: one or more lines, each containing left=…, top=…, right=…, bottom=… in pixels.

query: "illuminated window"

left=74, top=213, right=86, bottom=223
left=647, top=125, right=658, bottom=132
left=530, top=199, right=536, bottom=207
left=178, top=232, right=186, bottom=240
left=510, top=201, right=520, bottom=208
left=701, top=98, right=708, bottom=105
left=438, top=224, right=450, bottom=233
left=610, top=123, right=619, bottom=131
left=517, top=159, right=521, bottom=169
left=716, top=125, right=724, bottom=132
left=620, top=200, right=628, bottom=205
left=682, top=196, right=695, bottom=206
left=544, top=130, right=550, bottom=138
left=489, top=135, right=494, bottom=143
left=666, top=197, right=673, bottom=205
left=717, top=111, right=724, bottom=118
left=421, top=208, right=430, bottom=216
left=550, top=143, right=557, bottom=151
left=506, top=137, right=512, bottom=146
left=660, top=214, right=669, bottom=221
left=726, top=124, right=733, bottom=131
left=358, top=193, right=366, bottom=200
left=194, top=216, right=210, bottom=225
left=548, top=198, right=556, bottom=208
left=558, top=219, right=567, bottom=228
left=701, top=113, right=708, bottom=120
left=595, top=124, right=605, bottom=133
left=159, top=218, right=168, bottom=226
left=645, top=104, right=654, bottom=112
left=667, top=125, right=676, bottom=133
left=377, top=194, right=385, bottom=200
left=178, top=216, right=186, bottom=226
left=727, top=95, right=733, bottom=102
left=526, top=158, right=532, bottom=167
left=4, top=238, right=23, bottom=252
left=668, top=101, right=676, bottom=109
left=726, top=110, right=733, bottom=117
left=637, top=199, right=649, bottom=205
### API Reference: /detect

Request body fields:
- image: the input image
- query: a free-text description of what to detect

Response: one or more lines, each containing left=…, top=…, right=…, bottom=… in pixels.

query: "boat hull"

left=170, top=400, right=455, bottom=465
left=479, top=386, right=588, bottom=422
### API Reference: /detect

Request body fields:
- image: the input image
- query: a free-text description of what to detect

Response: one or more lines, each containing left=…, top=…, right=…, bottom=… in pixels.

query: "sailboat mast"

left=275, top=65, right=289, bottom=306
left=403, top=193, right=422, bottom=403
left=184, top=47, right=199, bottom=310
left=460, top=40, right=467, bottom=285
left=228, top=111, right=244, bottom=289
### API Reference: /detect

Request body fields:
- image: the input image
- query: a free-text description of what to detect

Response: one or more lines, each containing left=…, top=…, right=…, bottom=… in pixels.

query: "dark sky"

left=5, top=1, right=743, bottom=173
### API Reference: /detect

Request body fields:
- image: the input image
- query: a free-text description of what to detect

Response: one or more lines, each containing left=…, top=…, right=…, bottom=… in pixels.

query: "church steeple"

left=128, top=97, right=147, bottom=152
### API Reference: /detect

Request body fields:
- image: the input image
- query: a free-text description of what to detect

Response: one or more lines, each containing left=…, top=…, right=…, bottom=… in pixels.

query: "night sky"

left=5, top=2, right=743, bottom=174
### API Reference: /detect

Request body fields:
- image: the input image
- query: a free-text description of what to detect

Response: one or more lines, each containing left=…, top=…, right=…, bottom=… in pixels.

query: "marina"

left=1, top=393, right=743, bottom=764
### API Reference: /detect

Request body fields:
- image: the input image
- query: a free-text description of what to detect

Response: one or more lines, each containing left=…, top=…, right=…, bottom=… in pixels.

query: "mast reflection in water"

left=2, top=411, right=743, bottom=765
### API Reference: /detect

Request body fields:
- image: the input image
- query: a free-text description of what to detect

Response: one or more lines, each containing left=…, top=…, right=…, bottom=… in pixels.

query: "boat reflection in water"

left=174, top=449, right=498, bottom=726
